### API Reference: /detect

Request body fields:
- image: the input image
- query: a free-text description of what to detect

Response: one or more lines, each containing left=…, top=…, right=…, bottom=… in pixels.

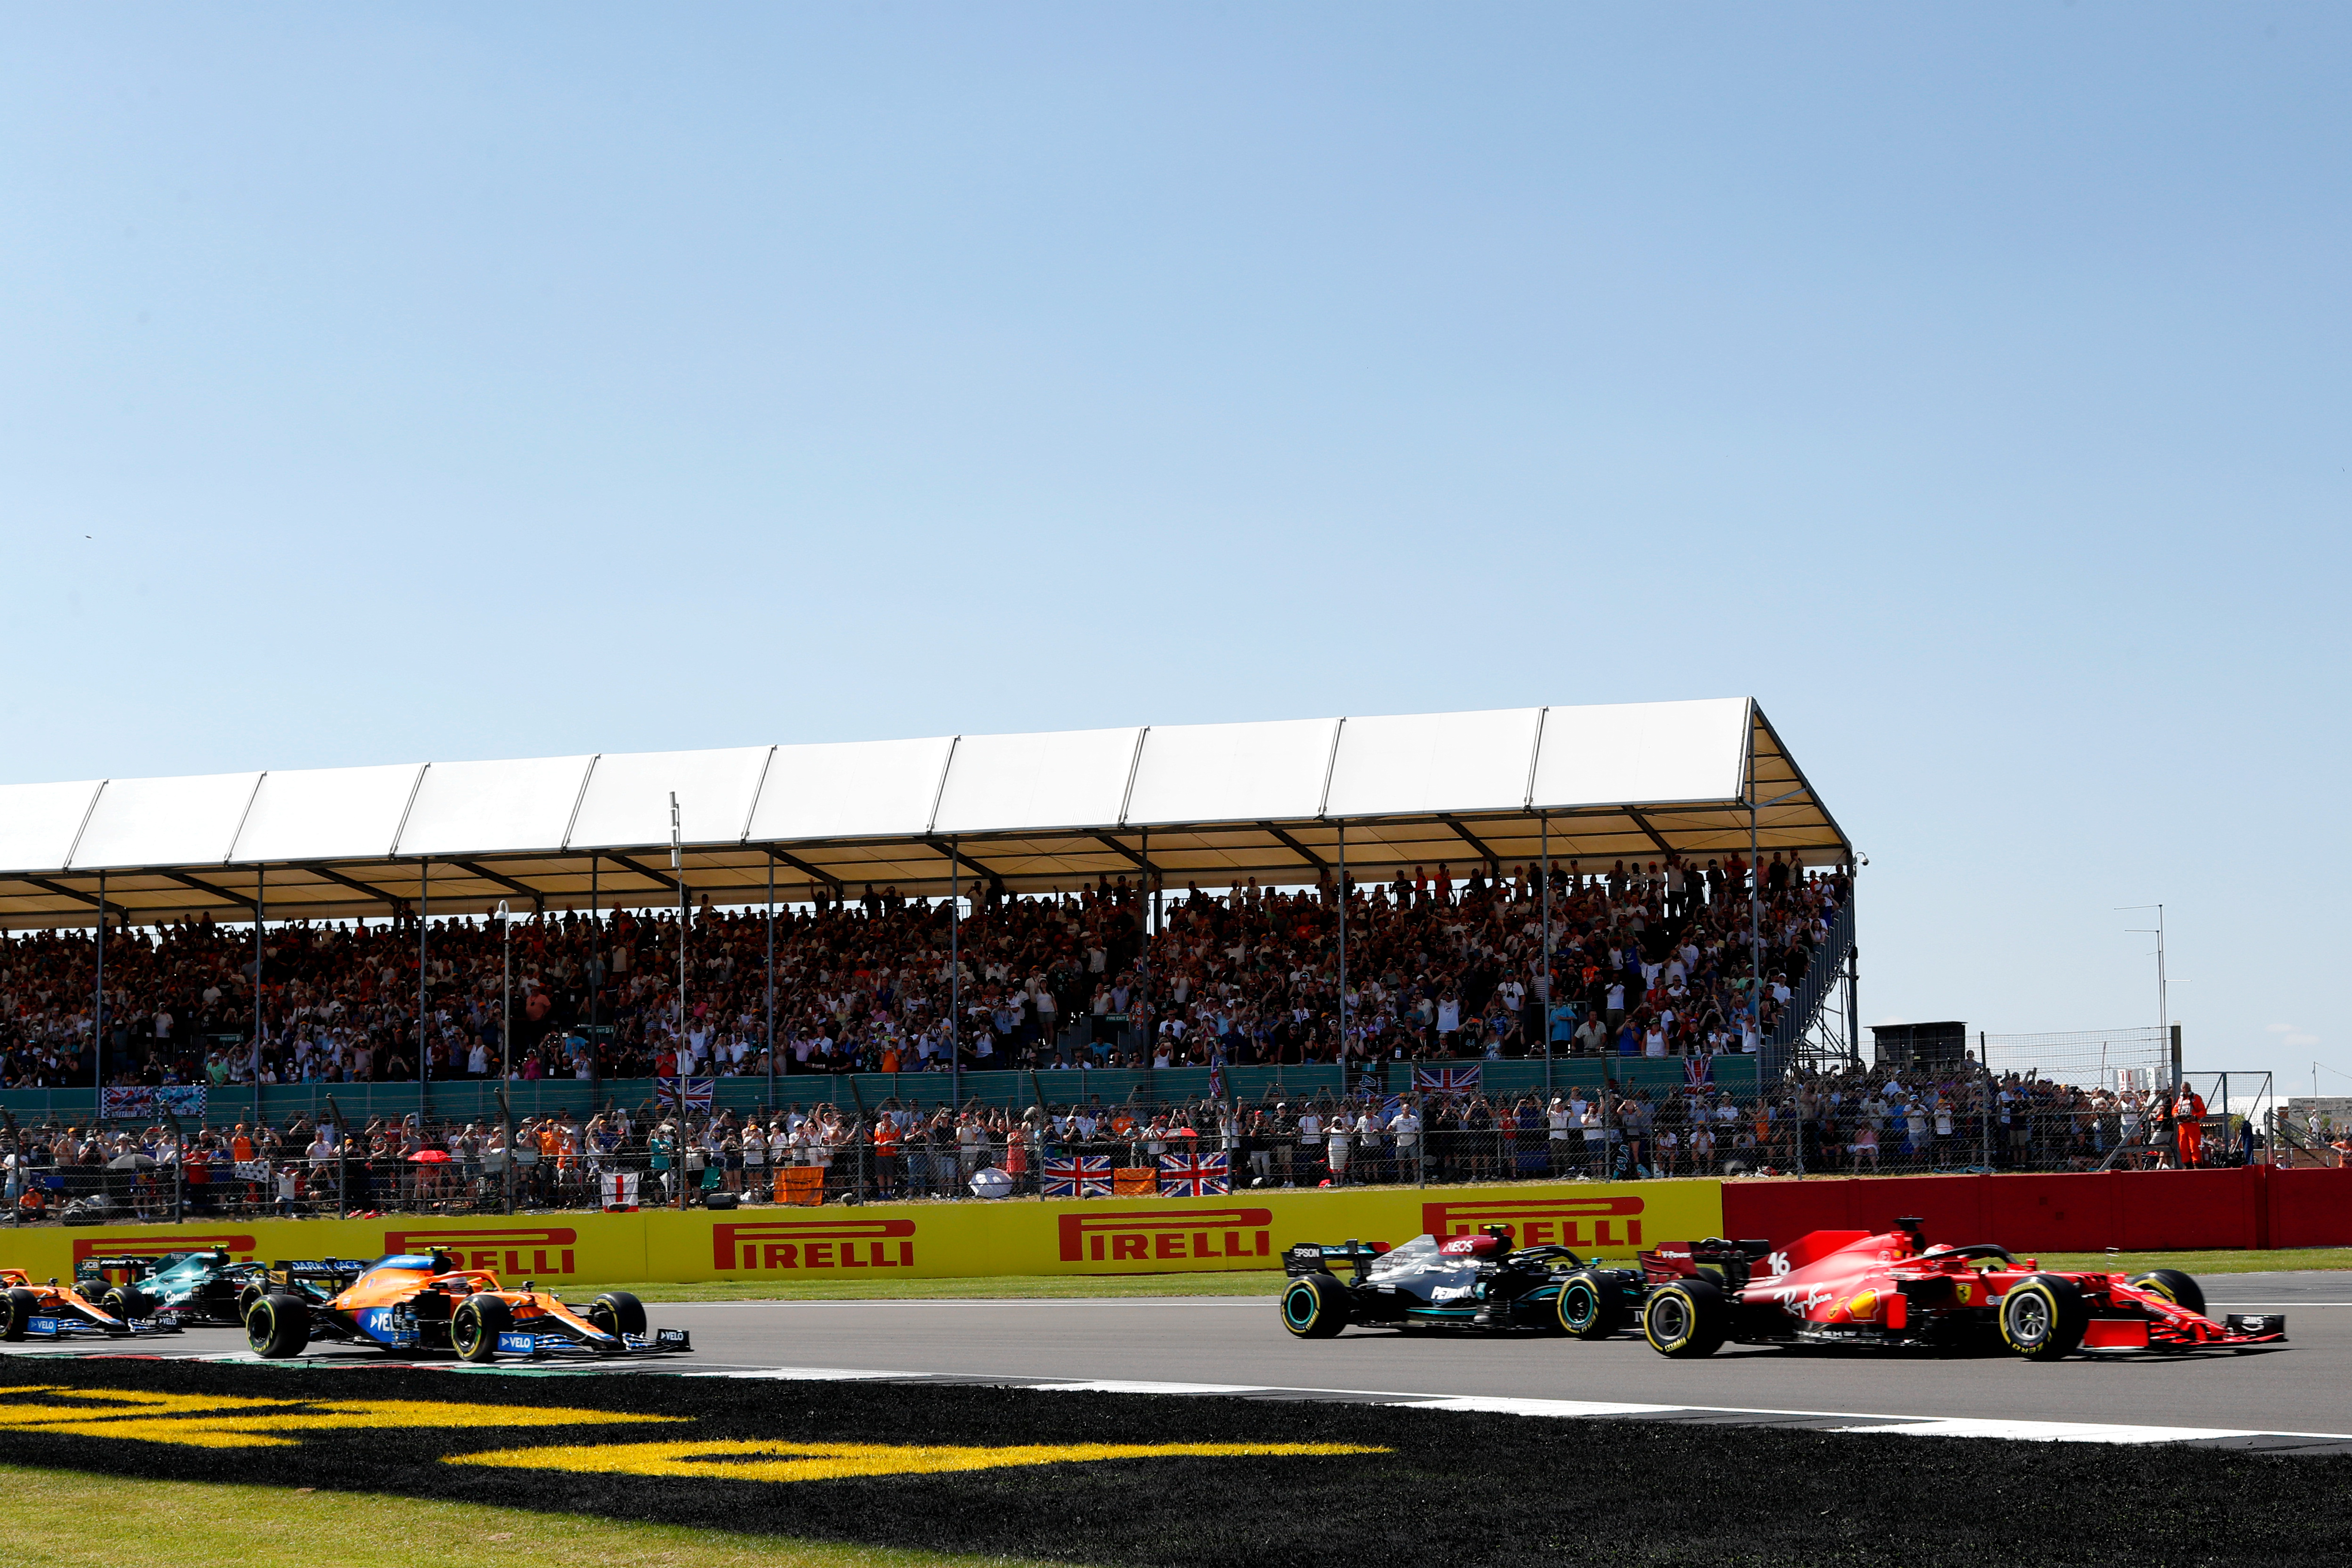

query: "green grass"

left=0, top=1463, right=1065, bottom=1568
left=2034, top=1246, right=2352, bottom=1276
left=604, top=1270, right=1287, bottom=1304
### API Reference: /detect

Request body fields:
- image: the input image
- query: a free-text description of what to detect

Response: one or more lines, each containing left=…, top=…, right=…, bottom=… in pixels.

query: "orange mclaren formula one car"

left=2, top=1267, right=182, bottom=1341
left=1620, top=1218, right=2286, bottom=1360
left=241, top=1252, right=691, bottom=1363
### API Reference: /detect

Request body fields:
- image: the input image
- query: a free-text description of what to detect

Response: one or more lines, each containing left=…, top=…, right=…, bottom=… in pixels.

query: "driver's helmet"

left=1482, top=1224, right=1516, bottom=1250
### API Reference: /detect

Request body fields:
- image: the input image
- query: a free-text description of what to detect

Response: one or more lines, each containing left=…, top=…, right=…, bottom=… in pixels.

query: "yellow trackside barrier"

left=11, top=1181, right=1725, bottom=1290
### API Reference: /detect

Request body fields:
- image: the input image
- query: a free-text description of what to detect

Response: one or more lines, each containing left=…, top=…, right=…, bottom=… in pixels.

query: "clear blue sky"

left=3, top=6, right=2343, bottom=1084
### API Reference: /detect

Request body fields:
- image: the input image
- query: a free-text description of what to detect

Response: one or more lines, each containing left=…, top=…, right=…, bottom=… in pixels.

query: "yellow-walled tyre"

left=452, top=1295, right=511, bottom=1363
left=2126, top=1269, right=2206, bottom=1318
left=1, top=1287, right=34, bottom=1342
left=1557, top=1272, right=1624, bottom=1341
left=245, top=1292, right=310, bottom=1359
left=1642, top=1278, right=1727, bottom=1358
left=1280, top=1274, right=1350, bottom=1339
left=1999, top=1274, right=2089, bottom=1361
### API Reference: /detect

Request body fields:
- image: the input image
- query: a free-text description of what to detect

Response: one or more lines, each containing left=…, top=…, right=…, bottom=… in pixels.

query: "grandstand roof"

left=0, top=698, right=1848, bottom=928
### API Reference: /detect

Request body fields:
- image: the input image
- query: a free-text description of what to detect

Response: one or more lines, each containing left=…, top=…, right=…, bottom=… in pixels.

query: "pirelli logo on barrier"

left=1422, top=1196, right=1645, bottom=1250
left=713, top=1217, right=917, bottom=1272
left=73, top=1232, right=257, bottom=1267
left=385, top=1226, right=581, bottom=1279
left=1058, top=1207, right=1274, bottom=1265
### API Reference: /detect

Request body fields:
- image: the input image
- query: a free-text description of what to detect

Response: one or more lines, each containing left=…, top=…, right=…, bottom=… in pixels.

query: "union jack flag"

left=1207, top=1064, right=1226, bottom=1102
left=657, top=1076, right=715, bottom=1111
left=1413, top=1065, right=1481, bottom=1096
left=1157, top=1150, right=1230, bottom=1197
left=1684, top=1055, right=1714, bottom=1089
left=1042, top=1155, right=1113, bottom=1199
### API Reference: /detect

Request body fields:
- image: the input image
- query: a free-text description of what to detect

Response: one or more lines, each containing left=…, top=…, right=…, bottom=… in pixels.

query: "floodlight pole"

left=672, top=793, right=687, bottom=1211
left=765, top=854, right=776, bottom=1109
left=93, top=871, right=105, bottom=1107
left=498, top=900, right=512, bottom=1214
left=587, top=855, right=600, bottom=1106
left=417, top=858, right=429, bottom=1114
left=1336, top=819, right=1348, bottom=1075
left=253, top=864, right=265, bottom=1128
left=2118, top=903, right=2170, bottom=1087
left=949, top=836, right=961, bottom=1118
left=1540, top=813, right=1552, bottom=1099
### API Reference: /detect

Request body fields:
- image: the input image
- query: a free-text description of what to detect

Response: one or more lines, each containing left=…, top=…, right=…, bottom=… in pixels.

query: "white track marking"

left=1035, top=1380, right=1265, bottom=1395
left=1392, top=1395, right=1684, bottom=1417
left=1825, top=1418, right=2259, bottom=1443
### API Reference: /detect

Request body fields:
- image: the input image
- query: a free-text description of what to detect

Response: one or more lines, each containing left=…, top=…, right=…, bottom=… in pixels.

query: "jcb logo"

left=385, top=1226, right=580, bottom=1279
left=713, top=1218, right=916, bottom=1272
left=1421, top=1196, right=1645, bottom=1250
left=72, top=1233, right=255, bottom=1267
left=1057, top=1207, right=1274, bottom=1265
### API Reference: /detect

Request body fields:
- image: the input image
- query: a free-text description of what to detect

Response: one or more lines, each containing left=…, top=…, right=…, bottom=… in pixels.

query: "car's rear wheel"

left=1999, top=1274, right=2089, bottom=1361
left=2126, top=1269, right=2206, bottom=1318
left=452, top=1295, right=511, bottom=1363
left=1642, top=1278, right=1728, bottom=1358
left=1280, top=1273, right=1350, bottom=1339
left=589, top=1290, right=647, bottom=1341
left=245, top=1292, right=311, bottom=1358
left=1, top=1287, right=35, bottom=1341
left=1556, top=1272, right=1623, bottom=1340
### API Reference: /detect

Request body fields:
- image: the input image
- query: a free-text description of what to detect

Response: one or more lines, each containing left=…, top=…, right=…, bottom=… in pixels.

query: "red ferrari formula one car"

left=1, top=1267, right=181, bottom=1342
left=242, top=1251, right=691, bottom=1363
left=1623, top=1219, right=2286, bottom=1360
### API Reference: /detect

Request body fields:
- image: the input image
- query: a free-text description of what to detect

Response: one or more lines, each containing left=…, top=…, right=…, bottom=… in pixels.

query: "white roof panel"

left=394, top=756, right=593, bottom=859
left=1322, top=708, right=1543, bottom=820
left=568, top=746, right=772, bottom=851
left=70, top=772, right=262, bottom=870
left=1531, top=698, right=1750, bottom=808
left=1123, top=719, right=1338, bottom=827
left=231, top=764, right=426, bottom=864
left=746, top=737, right=955, bottom=843
left=931, top=727, right=1143, bottom=836
left=0, top=780, right=104, bottom=874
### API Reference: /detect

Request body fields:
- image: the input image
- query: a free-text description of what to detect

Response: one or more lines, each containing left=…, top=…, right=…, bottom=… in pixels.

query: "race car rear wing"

left=266, top=1259, right=371, bottom=1287
left=1639, top=1238, right=1776, bottom=1287
left=1283, top=1240, right=1391, bottom=1282
left=75, top=1250, right=232, bottom=1283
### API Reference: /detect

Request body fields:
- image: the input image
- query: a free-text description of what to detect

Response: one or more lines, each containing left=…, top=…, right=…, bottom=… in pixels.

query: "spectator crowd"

left=0, top=852, right=1851, bottom=1091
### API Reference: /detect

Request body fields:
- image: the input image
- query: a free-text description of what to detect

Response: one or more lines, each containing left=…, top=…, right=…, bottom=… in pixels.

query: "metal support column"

left=671, top=794, right=687, bottom=1211
left=766, top=855, right=776, bottom=1109
left=949, top=837, right=961, bottom=1118
left=1540, top=814, right=1552, bottom=1099
left=253, top=864, right=265, bottom=1127
left=93, top=871, right=105, bottom=1100
left=1336, top=819, right=1348, bottom=1078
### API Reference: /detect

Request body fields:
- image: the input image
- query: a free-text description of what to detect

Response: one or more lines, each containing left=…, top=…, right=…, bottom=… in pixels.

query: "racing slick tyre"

left=2, top=1286, right=35, bottom=1341
left=590, top=1290, right=647, bottom=1341
left=1556, top=1271, right=1624, bottom=1340
left=452, top=1295, right=512, bottom=1363
left=2126, top=1269, right=2207, bottom=1318
left=1999, top=1274, right=2089, bottom=1361
left=245, top=1292, right=312, bottom=1359
left=1280, top=1273, right=1351, bottom=1339
left=1642, top=1278, right=1728, bottom=1359
left=237, top=1282, right=264, bottom=1322
left=102, top=1286, right=152, bottom=1324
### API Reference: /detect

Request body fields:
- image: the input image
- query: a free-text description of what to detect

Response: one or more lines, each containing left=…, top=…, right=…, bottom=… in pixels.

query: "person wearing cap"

left=1548, top=1096, right=1574, bottom=1174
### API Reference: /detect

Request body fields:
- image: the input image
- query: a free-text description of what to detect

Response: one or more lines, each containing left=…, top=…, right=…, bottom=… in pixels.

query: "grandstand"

left=0, top=701, right=1868, bottom=1183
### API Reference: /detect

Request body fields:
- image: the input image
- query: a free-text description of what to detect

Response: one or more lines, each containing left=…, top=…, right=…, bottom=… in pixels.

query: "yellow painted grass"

left=0, top=1463, right=1069, bottom=1568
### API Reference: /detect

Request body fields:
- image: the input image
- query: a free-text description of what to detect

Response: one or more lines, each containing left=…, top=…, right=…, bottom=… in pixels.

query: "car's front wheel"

left=102, top=1286, right=151, bottom=1325
left=2126, top=1269, right=2206, bottom=1318
left=589, top=1290, right=647, bottom=1342
left=452, top=1295, right=512, bottom=1363
left=1556, top=1272, right=1624, bottom=1340
left=1281, top=1273, right=1350, bottom=1339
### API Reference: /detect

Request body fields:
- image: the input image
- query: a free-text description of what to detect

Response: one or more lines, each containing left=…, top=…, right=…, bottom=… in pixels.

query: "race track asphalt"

left=10, top=1271, right=2348, bottom=1445
left=654, top=1270, right=2351, bottom=1430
